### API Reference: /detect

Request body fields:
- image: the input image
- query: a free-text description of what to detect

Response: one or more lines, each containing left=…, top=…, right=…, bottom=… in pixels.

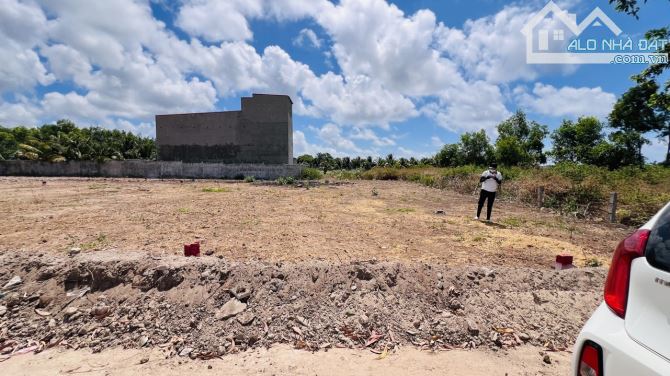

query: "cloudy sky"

left=1, top=0, right=669, bottom=161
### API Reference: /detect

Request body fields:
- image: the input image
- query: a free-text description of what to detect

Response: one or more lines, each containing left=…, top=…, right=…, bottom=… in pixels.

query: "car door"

left=626, top=203, right=670, bottom=361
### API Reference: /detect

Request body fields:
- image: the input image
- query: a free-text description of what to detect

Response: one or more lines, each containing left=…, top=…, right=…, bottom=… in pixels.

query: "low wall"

left=0, top=160, right=303, bottom=180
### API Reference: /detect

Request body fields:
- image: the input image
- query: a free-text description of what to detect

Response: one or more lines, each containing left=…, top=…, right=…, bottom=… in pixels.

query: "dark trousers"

left=477, top=189, right=496, bottom=220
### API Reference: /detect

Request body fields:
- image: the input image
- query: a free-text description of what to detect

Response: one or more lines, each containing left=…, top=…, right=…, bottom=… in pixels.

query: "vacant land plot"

left=0, top=177, right=628, bottom=267
left=0, top=177, right=629, bottom=374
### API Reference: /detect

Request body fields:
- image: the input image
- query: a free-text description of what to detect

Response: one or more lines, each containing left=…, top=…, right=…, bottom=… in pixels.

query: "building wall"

left=0, top=160, right=303, bottom=180
left=156, top=94, right=293, bottom=164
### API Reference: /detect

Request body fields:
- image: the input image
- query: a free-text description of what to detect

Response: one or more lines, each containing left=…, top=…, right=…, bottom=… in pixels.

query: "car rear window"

left=646, top=207, right=670, bottom=273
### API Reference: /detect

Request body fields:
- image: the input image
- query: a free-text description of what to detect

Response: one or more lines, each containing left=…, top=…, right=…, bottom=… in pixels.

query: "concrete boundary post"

left=609, top=192, right=618, bottom=223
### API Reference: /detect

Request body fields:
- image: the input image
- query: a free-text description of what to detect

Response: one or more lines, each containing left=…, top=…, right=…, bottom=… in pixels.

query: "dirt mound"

left=0, top=252, right=604, bottom=359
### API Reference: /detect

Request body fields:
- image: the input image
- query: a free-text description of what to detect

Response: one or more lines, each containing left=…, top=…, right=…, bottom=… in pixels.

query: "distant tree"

left=551, top=117, right=607, bottom=164
left=495, top=136, right=528, bottom=166
left=0, top=127, right=18, bottom=160
left=608, top=1, right=670, bottom=163
left=385, top=153, right=395, bottom=167
left=610, top=80, right=669, bottom=163
left=297, top=154, right=314, bottom=166
left=590, top=130, right=649, bottom=169
left=0, top=120, right=156, bottom=162
left=361, top=156, right=374, bottom=170
left=351, top=156, right=362, bottom=169
left=495, top=110, right=548, bottom=165
left=608, top=0, right=670, bottom=18
left=314, top=152, right=336, bottom=173
left=341, top=156, right=352, bottom=170
left=434, top=143, right=462, bottom=167
left=460, top=130, right=494, bottom=166
left=420, top=157, right=435, bottom=166
left=609, top=130, right=649, bottom=167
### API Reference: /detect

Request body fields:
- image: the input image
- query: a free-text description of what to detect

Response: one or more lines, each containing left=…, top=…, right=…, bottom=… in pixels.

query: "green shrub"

left=339, top=164, right=670, bottom=225
left=276, top=176, right=295, bottom=185
left=202, top=187, right=230, bottom=192
left=327, top=169, right=361, bottom=180
left=300, top=167, right=323, bottom=180
left=360, top=167, right=401, bottom=180
left=585, top=258, right=603, bottom=267
left=244, top=176, right=255, bottom=183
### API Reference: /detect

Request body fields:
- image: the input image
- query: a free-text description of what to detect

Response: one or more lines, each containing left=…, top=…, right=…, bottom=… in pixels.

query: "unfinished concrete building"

left=156, top=94, right=293, bottom=164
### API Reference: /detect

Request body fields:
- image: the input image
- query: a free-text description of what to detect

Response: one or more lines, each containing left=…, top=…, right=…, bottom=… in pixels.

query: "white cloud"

left=315, top=123, right=361, bottom=153
left=175, top=0, right=330, bottom=42
left=0, top=0, right=53, bottom=93
left=431, top=136, right=443, bottom=147
left=307, top=0, right=512, bottom=131
left=397, top=146, right=427, bottom=159
left=350, top=127, right=395, bottom=146
left=293, top=130, right=316, bottom=156
left=302, top=73, right=418, bottom=127
left=0, top=98, right=41, bottom=126
left=106, top=119, right=155, bottom=137
left=0, top=0, right=629, bottom=159
left=175, top=0, right=262, bottom=42
left=41, top=44, right=92, bottom=83
left=514, top=83, right=616, bottom=118
left=642, top=137, right=669, bottom=163
left=316, top=0, right=458, bottom=96
left=294, top=129, right=356, bottom=157
left=434, top=5, right=576, bottom=83
left=300, top=123, right=389, bottom=157
left=293, top=28, right=322, bottom=49
left=4, top=0, right=219, bottom=126
left=421, top=80, right=511, bottom=135
left=262, top=0, right=330, bottom=21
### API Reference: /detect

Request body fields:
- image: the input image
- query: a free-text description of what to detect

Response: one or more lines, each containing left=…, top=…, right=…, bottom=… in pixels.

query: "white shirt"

left=481, top=170, right=502, bottom=192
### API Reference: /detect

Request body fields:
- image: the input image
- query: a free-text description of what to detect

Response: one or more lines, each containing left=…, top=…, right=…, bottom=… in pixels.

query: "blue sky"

left=1, top=0, right=669, bottom=161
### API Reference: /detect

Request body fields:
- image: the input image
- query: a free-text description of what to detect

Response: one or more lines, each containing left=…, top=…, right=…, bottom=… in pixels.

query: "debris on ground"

left=0, top=253, right=605, bottom=359
left=3, top=276, right=22, bottom=290
left=216, top=298, right=247, bottom=320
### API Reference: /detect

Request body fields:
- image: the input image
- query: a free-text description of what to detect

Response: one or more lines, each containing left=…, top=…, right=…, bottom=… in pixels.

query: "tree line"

left=0, top=110, right=655, bottom=170
left=298, top=109, right=655, bottom=172
left=0, top=120, right=156, bottom=162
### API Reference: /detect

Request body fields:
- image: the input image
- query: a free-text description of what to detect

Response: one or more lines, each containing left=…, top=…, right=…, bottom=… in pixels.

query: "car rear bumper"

left=573, top=303, right=670, bottom=375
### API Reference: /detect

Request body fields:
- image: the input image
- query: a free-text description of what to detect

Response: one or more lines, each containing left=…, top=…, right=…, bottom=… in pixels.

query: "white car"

left=573, top=202, right=670, bottom=375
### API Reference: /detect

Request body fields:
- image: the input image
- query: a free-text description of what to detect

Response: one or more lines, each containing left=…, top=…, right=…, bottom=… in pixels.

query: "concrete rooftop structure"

left=156, top=94, right=293, bottom=164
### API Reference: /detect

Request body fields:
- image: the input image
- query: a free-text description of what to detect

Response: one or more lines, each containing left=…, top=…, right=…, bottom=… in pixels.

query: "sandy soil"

left=2, top=344, right=571, bottom=376
left=0, top=177, right=623, bottom=374
left=0, top=252, right=600, bottom=374
left=0, top=177, right=629, bottom=267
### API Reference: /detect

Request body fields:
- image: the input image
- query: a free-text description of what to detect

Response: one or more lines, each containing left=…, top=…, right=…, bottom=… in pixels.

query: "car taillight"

left=604, top=229, right=650, bottom=318
left=578, top=341, right=603, bottom=376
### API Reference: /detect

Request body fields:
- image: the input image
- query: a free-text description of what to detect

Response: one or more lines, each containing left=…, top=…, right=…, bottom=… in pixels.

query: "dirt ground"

left=0, top=253, right=593, bottom=374
left=0, top=177, right=627, bottom=374
left=2, top=344, right=571, bottom=376
left=0, top=177, right=629, bottom=267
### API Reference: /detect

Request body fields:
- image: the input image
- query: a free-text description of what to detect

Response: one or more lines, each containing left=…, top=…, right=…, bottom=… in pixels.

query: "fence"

left=535, top=186, right=618, bottom=223
left=0, top=160, right=303, bottom=180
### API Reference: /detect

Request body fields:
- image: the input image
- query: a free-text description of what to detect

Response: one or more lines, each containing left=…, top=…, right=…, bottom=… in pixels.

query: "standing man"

left=475, top=163, right=502, bottom=222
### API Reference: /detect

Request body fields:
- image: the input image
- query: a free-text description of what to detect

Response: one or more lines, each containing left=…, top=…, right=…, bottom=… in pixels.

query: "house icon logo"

left=521, top=1, right=667, bottom=64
